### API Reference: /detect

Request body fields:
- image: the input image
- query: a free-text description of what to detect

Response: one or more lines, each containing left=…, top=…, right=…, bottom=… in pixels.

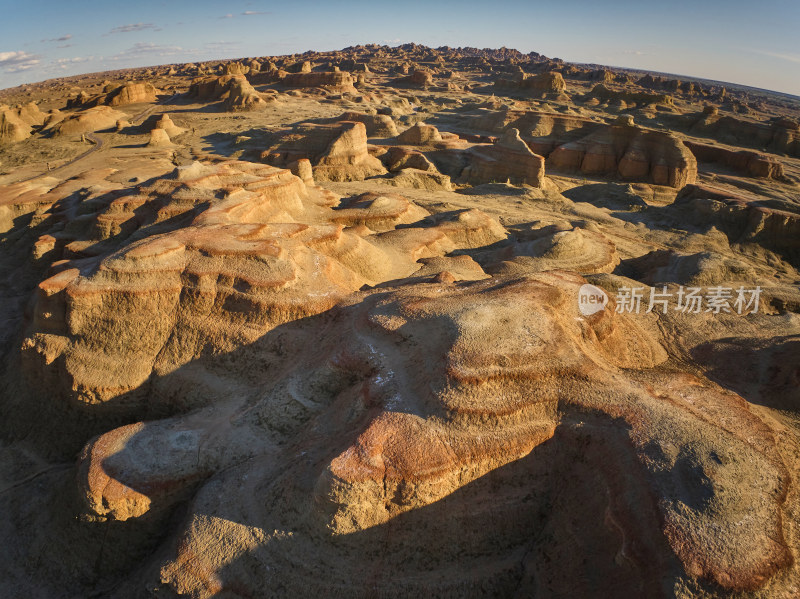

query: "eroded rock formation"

left=103, top=81, right=159, bottom=106
left=548, top=122, right=697, bottom=187
left=281, top=71, right=357, bottom=93
left=685, top=141, right=785, bottom=179
left=1, top=41, right=800, bottom=599
left=495, top=70, right=567, bottom=96
left=50, top=106, right=127, bottom=136
left=337, top=111, right=398, bottom=137
left=188, top=75, right=268, bottom=111
left=262, top=121, right=387, bottom=181
left=0, top=102, right=45, bottom=143
left=461, top=127, right=545, bottom=186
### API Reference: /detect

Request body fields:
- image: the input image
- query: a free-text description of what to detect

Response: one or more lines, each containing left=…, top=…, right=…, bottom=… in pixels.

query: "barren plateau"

left=0, top=43, right=800, bottom=598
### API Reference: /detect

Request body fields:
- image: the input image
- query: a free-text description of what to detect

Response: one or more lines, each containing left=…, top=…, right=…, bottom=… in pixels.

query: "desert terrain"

left=1, top=43, right=800, bottom=597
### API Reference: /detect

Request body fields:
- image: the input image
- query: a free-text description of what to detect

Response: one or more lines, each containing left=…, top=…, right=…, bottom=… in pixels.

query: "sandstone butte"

left=0, top=43, right=799, bottom=599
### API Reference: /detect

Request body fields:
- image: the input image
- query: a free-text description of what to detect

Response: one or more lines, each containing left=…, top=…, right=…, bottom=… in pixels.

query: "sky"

left=1, top=0, right=799, bottom=96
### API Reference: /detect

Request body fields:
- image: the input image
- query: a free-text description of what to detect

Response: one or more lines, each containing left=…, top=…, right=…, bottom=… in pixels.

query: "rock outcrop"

left=21, top=160, right=516, bottom=411
left=394, top=68, right=434, bottom=87
left=338, top=111, right=398, bottom=137
left=463, top=108, right=696, bottom=187
left=397, top=123, right=443, bottom=145
left=495, top=71, right=567, bottom=96
left=387, top=168, right=453, bottom=191
left=50, top=106, right=127, bottom=136
left=674, top=184, right=800, bottom=266
left=262, top=121, right=387, bottom=181
left=684, top=141, right=785, bottom=179
left=103, top=81, right=158, bottom=106
left=221, top=77, right=268, bottom=111
left=223, top=62, right=249, bottom=76
left=280, top=71, right=357, bottom=93
left=587, top=83, right=674, bottom=108
left=65, top=261, right=791, bottom=595
left=491, top=227, right=620, bottom=274
left=461, top=128, right=545, bottom=186
left=188, top=75, right=267, bottom=111
left=687, top=113, right=800, bottom=158
left=0, top=102, right=46, bottom=144
left=152, top=114, right=185, bottom=138
left=383, top=146, right=438, bottom=172
left=548, top=123, right=697, bottom=187
left=147, top=128, right=171, bottom=147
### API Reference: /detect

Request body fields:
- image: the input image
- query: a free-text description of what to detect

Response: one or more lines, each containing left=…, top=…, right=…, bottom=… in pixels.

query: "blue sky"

left=1, top=0, right=799, bottom=96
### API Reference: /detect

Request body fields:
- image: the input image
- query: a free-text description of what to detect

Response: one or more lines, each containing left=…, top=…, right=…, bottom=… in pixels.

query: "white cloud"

left=204, top=41, right=240, bottom=51
left=111, top=43, right=186, bottom=60
left=108, top=23, right=157, bottom=34
left=0, top=50, right=42, bottom=72
left=49, top=56, right=94, bottom=71
left=752, top=49, right=800, bottom=64
left=242, top=10, right=268, bottom=15
left=219, top=13, right=234, bottom=19
left=54, top=56, right=93, bottom=64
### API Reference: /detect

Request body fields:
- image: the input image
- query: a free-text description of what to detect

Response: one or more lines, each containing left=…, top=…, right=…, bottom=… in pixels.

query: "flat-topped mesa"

left=684, top=141, right=786, bottom=180
left=279, top=71, right=357, bottom=93
left=464, top=108, right=696, bottom=187
left=461, top=128, right=546, bottom=187
left=637, top=74, right=702, bottom=95
left=494, top=71, right=567, bottom=97
left=187, top=75, right=239, bottom=100
left=262, top=121, right=387, bottom=181
left=688, top=113, right=800, bottom=158
left=468, top=107, right=602, bottom=151
left=674, top=184, right=800, bottom=267
left=587, top=83, right=674, bottom=108
left=548, top=123, right=697, bottom=187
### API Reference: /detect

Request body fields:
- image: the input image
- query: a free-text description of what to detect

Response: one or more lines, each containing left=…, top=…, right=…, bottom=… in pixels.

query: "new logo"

left=578, top=284, right=608, bottom=316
